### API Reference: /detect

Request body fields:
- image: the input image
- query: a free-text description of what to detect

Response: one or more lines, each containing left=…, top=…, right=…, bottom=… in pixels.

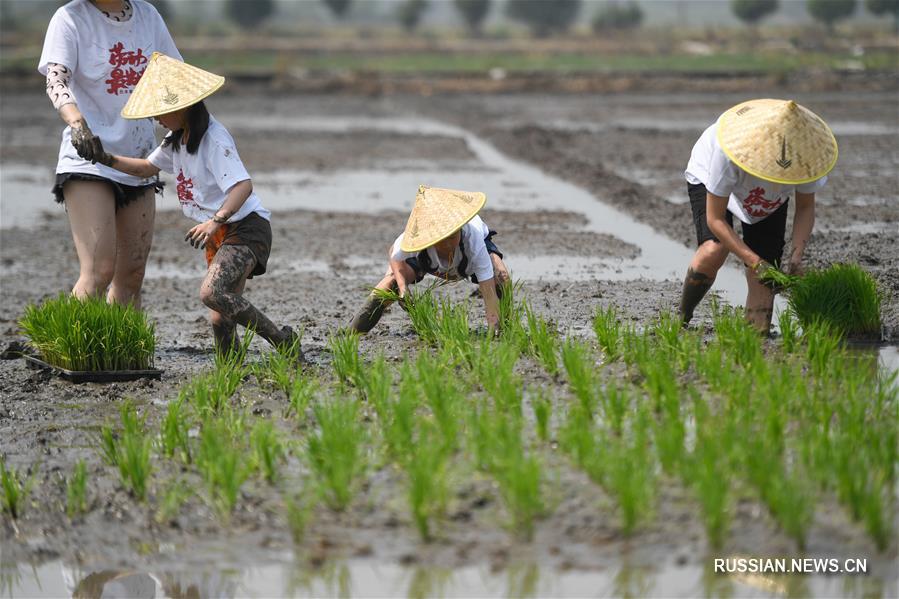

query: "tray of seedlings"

left=760, top=262, right=883, bottom=340
left=19, top=294, right=162, bottom=383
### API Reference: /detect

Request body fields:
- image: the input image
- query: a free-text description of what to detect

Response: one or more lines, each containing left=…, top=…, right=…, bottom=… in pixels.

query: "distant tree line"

left=139, top=0, right=897, bottom=36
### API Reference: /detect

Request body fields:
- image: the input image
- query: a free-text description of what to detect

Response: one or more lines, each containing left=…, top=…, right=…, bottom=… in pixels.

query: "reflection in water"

left=4, top=555, right=895, bottom=599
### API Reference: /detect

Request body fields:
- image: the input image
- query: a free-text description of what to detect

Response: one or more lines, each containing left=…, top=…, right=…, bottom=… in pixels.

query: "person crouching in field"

left=349, top=185, right=511, bottom=336
left=77, top=53, right=297, bottom=355
left=678, top=98, right=837, bottom=332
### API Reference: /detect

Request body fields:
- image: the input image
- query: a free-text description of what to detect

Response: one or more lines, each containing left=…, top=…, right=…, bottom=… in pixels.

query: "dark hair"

left=161, top=100, right=209, bottom=155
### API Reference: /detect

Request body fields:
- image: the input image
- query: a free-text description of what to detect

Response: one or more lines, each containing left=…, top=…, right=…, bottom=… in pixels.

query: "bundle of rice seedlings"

left=763, top=264, right=882, bottom=338
left=20, top=294, right=156, bottom=371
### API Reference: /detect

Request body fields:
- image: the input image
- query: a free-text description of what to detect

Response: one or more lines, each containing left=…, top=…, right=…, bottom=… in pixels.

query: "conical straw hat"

left=121, top=52, right=225, bottom=119
left=717, top=99, right=837, bottom=185
left=400, top=185, right=487, bottom=252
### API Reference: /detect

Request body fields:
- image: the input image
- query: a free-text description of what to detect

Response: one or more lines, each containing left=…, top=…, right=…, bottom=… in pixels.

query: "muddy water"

left=1, top=115, right=758, bottom=306
left=7, top=556, right=889, bottom=598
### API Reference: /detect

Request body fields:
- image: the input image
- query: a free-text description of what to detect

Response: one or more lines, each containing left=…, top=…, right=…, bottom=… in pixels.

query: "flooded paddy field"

left=1, top=88, right=897, bottom=597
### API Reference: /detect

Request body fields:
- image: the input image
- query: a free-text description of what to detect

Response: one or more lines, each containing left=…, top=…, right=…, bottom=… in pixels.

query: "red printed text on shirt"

left=741, top=187, right=784, bottom=219
left=105, top=42, right=148, bottom=95
left=176, top=171, right=196, bottom=205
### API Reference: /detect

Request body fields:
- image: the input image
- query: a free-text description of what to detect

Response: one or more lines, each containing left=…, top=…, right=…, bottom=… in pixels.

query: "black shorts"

left=688, top=183, right=788, bottom=266
left=406, top=230, right=504, bottom=284
left=205, top=212, right=272, bottom=279
left=53, top=172, right=162, bottom=210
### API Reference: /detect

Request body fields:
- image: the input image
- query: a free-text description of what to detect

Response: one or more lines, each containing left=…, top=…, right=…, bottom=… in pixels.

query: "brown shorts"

left=205, top=212, right=272, bottom=278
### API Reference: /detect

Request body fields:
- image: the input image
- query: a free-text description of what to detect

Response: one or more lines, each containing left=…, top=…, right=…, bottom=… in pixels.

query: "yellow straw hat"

left=400, top=185, right=487, bottom=252
left=717, top=99, right=837, bottom=185
left=120, top=52, right=225, bottom=119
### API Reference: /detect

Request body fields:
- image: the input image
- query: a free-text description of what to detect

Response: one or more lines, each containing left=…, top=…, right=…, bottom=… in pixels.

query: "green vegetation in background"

left=3, top=48, right=895, bottom=75
left=20, top=294, right=156, bottom=372
left=184, top=49, right=897, bottom=74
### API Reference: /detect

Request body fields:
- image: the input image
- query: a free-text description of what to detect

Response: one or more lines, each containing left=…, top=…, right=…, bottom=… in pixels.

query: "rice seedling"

left=561, top=338, right=597, bottom=416
left=405, top=286, right=441, bottom=345
left=712, top=304, right=762, bottom=366
left=159, top=397, right=192, bottom=464
left=415, top=351, right=463, bottom=450
left=328, top=330, right=363, bottom=390
left=601, top=408, right=656, bottom=534
left=0, top=458, right=34, bottom=519
left=777, top=308, right=800, bottom=354
left=214, top=327, right=254, bottom=370
left=490, top=418, right=545, bottom=539
left=376, top=362, right=419, bottom=460
left=180, top=370, right=241, bottom=415
left=284, top=489, right=317, bottom=544
left=598, top=381, right=631, bottom=438
left=404, top=418, right=450, bottom=541
left=286, top=373, right=318, bottom=420
left=757, top=266, right=799, bottom=290
left=251, top=419, right=285, bottom=484
left=65, top=459, right=88, bottom=518
left=689, top=401, right=731, bottom=549
left=525, top=306, right=559, bottom=376
left=620, top=325, right=652, bottom=371
left=307, top=398, right=367, bottom=511
left=434, top=296, right=475, bottom=367
left=360, top=353, right=392, bottom=410
left=19, top=293, right=156, bottom=371
left=252, top=337, right=302, bottom=394
left=196, top=416, right=251, bottom=517
left=592, top=305, right=623, bottom=362
left=155, top=478, right=191, bottom=523
left=532, top=389, right=552, bottom=443
left=651, top=311, right=682, bottom=357
left=803, top=319, right=843, bottom=377
left=498, top=280, right=527, bottom=341
left=98, top=400, right=153, bottom=501
left=473, top=339, right=522, bottom=417
left=775, top=264, right=882, bottom=338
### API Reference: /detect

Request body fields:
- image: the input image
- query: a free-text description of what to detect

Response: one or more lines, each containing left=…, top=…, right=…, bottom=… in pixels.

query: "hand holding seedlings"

left=186, top=220, right=222, bottom=249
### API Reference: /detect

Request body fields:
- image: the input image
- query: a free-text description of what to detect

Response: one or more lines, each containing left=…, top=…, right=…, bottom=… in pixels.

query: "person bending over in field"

left=678, top=98, right=837, bottom=333
left=349, top=185, right=511, bottom=337
left=78, top=53, right=298, bottom=355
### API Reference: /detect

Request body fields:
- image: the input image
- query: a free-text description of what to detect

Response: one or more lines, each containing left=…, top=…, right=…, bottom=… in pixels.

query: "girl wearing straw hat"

left=38, top=0, right=180, bottom=307
left=678, top=99, right=837, bottom=332
left=82, top=53, right=298, bottom=354
left=349, top=185, right=511, bottom=336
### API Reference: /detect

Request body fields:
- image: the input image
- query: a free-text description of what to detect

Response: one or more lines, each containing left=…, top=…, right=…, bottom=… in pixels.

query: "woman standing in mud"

left=678, top=98, right=837, bottom=332
left=86, top=53, right=297, bottom=354
left=38, top=0, right=181, bottom=307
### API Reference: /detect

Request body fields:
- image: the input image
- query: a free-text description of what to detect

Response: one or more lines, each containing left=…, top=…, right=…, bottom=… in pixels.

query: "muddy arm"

left=705, top=192, right=761, bottom=268
left=105, top=155, right=161, bottom=179
left=480, top=278, right=500, bottom=336
left=787, top=192, right=815, bottom=273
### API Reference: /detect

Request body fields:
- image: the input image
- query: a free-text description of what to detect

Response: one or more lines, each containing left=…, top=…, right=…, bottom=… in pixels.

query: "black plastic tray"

left=24, top=355, right=163, bottom=383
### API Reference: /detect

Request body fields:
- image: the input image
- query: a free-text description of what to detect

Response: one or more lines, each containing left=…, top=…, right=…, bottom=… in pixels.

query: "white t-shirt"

left=38, top=0, right=181, bottom=185
left=148, top=116, right=271, bottom=224
left=391, top=215, right=494, bottom=283
left=685, top=120, right=827, bottom=225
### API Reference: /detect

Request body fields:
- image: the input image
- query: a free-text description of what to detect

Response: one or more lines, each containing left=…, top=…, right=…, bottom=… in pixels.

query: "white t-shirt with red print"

left=390, top=215, right=494, bottom=283
left=148, top=117, right=270, bottom=224
left=685, top=120, right=827, bottom=225
left=38, top=0, right=181, bottom=186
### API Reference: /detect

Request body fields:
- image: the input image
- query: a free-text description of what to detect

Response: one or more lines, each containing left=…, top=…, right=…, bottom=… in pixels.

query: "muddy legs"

left=679, top=240, right=728, bottom=325
left=201, top=244, right=295, bottom=350
left=679, top=268, right=715, bottom=325
left=350, top=277, right=398, bottom=334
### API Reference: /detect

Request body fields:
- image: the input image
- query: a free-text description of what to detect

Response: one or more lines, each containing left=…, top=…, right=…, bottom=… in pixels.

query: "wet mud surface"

left=1, top=88, right=897, bottom=593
